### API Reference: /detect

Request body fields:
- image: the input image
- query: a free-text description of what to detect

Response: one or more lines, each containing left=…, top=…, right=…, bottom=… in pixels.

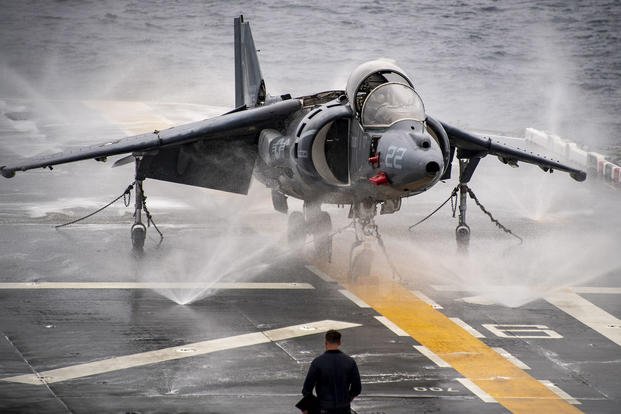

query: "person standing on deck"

left=301, top=330, right=361, bottom=414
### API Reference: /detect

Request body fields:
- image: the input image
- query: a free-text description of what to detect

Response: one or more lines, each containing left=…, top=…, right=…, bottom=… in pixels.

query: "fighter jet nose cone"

left=426, top=161, right=440, bottom=176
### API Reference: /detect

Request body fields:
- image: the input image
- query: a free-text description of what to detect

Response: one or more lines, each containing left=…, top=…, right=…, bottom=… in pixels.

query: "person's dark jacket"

left=302, top=349, right=361, bottom=410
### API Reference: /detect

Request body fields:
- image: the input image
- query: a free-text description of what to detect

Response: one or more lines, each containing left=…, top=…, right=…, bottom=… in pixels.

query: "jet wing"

left=440, top=121, right=587, bottom=182
left=0, top=99, right=302, bottom=179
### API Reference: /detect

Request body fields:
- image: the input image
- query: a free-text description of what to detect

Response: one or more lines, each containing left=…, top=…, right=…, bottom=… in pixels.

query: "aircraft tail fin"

left=234, top=15, right=266, bottom=108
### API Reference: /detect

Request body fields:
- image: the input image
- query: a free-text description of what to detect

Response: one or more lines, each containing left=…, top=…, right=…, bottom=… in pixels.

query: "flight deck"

left=0, top=99, right=619, bottom=413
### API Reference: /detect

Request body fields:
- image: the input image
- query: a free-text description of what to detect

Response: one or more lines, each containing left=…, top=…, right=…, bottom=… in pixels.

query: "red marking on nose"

left=369, top=171, right=389, bottom=185
left=368, top=154, right=380, bottom=167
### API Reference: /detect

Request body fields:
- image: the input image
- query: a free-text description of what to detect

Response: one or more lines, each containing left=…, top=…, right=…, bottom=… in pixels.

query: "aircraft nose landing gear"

left=348, top=201, right=400, bottom=281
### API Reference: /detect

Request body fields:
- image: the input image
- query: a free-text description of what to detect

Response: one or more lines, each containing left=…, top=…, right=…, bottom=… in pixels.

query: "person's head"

left=325, top=329, right=341, bottom=350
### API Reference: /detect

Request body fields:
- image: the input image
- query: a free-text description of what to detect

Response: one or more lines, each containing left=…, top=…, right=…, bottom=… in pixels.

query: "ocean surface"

left=0, top=0, right=619, bottom=158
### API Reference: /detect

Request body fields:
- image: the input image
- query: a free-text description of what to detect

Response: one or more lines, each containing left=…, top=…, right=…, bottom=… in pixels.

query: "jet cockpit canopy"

left=345, top=59, right=425, bottom=128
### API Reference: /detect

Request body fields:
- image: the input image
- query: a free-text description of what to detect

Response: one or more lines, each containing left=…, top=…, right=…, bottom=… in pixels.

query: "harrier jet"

left=1, top=16, right=586, bottom=260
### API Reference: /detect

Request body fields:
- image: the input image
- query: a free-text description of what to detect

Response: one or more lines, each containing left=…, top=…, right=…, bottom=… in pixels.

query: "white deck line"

left=492, top=347, right=530, bottom=370
left=539, top=380, right=581, bottom=405
left=455, top=378, right=498, bottom=403
left=0, top=282, right=314, bottom=290
left=413, top=345, right=451, bottom=368
left=305, top=265, right=336, bottom=283
left=571, top=287, right=621, bottom=294
left=545, top=292, right=621, bottom=347
left=433, top=284, right=621, bottom=295
left=374, top=316, right=409, bottom=337
left=411, top=290, right=443, bottom=309
left=338, top=289, right=371, bottom=308
left=0, top=320, right=360, bottom=385
left=448, top=317, right=486, bottom=338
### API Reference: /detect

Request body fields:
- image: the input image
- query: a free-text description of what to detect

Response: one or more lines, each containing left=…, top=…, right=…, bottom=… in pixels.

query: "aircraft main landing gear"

left=287, top=202, right=333, bottom=262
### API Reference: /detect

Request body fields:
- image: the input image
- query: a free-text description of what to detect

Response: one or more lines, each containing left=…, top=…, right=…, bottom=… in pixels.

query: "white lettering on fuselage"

left=385, top=145, right=407, bottom=169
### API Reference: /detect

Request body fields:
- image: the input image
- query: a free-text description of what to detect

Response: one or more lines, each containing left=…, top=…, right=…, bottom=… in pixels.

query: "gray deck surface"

left=1, top=100, right=619, bottom=413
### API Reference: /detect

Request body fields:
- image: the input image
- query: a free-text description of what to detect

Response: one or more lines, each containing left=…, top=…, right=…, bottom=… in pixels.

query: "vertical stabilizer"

left=234, top=15, right=266, bottom=108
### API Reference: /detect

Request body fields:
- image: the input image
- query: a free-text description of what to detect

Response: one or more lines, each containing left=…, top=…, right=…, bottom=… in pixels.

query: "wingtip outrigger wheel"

left=131, top=156, right=147, bottom=254
left=455, top=158, right=479, bottom=252
left=0, top=166, right=15, bottom=179
left=131, top=223, right=146, bottom=252
left=456, top=223, right=470, bottom=250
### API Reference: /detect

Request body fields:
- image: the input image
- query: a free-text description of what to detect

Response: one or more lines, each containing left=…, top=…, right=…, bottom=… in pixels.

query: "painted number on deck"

left=482, top=324, right=563, bottom=339
left=385, top=145, right=406, bottom=169
left=413, top=386, right=458, bottom=392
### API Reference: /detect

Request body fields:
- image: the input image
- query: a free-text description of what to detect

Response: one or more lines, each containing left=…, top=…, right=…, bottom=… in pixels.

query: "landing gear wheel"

left=131, top=223, right=146, bottom=253
left=313, top=211, right=332, bottom=263
left=287, top=211, right=306, bottom=252
left=456, top=224, right=470, bottom=251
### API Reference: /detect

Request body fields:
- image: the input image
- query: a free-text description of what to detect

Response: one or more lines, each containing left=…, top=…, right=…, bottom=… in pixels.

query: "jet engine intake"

left=295, top=101, right=353, bottom=185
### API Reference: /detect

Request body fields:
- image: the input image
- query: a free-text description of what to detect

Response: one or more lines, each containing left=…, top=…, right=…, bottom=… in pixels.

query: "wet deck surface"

left=0, top=215, right=619, bottom=413
left=1, top=100, right=620, bottom=413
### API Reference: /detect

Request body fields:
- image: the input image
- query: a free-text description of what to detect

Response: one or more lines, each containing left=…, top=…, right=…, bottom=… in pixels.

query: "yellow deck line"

left=345, top=280, right=583, bottom=413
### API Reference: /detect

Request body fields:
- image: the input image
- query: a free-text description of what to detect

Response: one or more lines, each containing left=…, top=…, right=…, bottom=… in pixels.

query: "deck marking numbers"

left=482, top=324, right=563, bottom=339
left=413, top=386, right=459, bottom=393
